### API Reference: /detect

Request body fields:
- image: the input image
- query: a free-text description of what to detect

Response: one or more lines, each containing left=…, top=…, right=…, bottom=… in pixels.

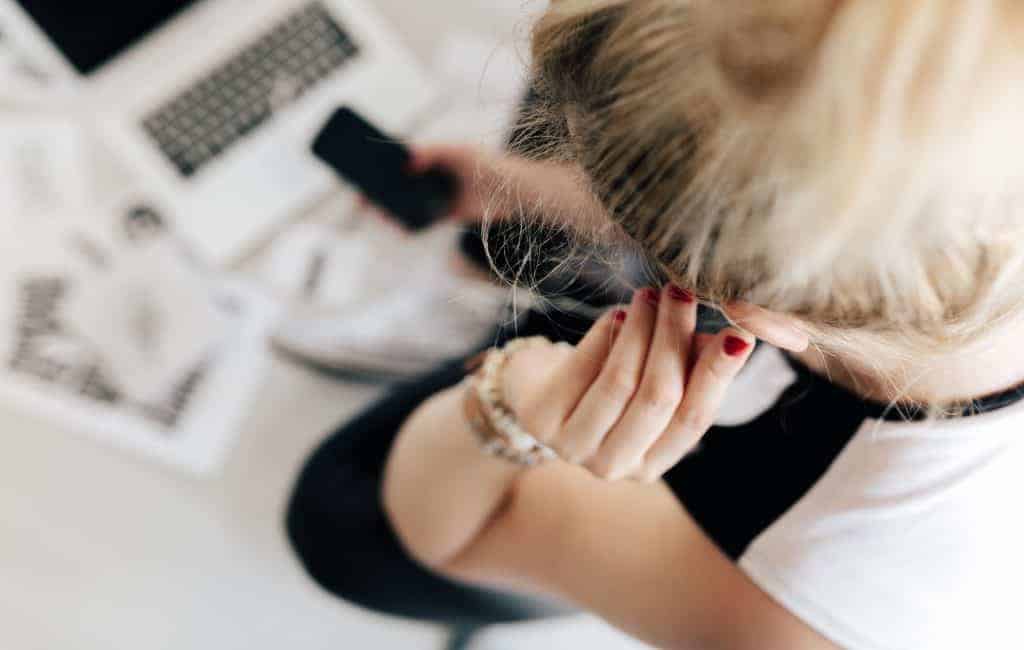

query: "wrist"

left=464, top=340, right=558, bottom=466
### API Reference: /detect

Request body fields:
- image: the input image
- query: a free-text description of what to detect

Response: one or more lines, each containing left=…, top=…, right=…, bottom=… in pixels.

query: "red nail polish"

left=614, top=310, right=627, bottom=323
left=724, top=336, right=751, bottom=357
left=643, top=288, right=660, bottom=307
left=667, top=285, right=694, bottom=303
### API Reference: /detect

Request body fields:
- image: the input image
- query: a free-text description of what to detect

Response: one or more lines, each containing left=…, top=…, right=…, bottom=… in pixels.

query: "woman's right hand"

left=408, top=144, right=501, bottom=224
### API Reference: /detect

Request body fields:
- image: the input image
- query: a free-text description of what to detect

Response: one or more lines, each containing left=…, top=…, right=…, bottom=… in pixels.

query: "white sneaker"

left=273, top=267, right=515, bottom=379
left=270, top=213, right=523, bottom=379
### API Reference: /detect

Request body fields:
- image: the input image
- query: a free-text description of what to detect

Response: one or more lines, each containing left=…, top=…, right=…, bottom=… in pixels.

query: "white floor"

left=0, top=2, right=651, bottom=649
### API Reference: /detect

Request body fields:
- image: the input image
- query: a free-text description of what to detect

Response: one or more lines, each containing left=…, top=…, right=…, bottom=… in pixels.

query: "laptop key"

left=141, top=2, right=359, bottom=178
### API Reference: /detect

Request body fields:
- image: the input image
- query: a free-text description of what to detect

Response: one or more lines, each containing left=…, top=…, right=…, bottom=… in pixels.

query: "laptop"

left=0, top=0, right=436, bottom=264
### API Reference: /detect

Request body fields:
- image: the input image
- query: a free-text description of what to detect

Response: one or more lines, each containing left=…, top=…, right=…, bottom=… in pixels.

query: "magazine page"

left=0, top=117, right=278, bottom=475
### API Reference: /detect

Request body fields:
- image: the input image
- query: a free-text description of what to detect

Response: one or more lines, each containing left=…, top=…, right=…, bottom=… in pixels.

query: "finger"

left=587, top=285, right=698, bottom=480
left=693, top=333, right=716, bottom=350
left=722, top=301, right=809, bottom=352
left=639, top=328, right=756, bottom=481
left=689, top=333, right=716, bottom=376
left=408, top=146, right=444, bottom=174
left=408, top=144, right=468, bottom=174
left=555, top=288, right=659, bottom=468
left=517, top=307, right=625, bottom=445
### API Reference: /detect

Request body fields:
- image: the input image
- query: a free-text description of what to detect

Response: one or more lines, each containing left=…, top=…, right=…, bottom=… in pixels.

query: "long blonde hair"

left=526, top=0, right=1024, bottom=365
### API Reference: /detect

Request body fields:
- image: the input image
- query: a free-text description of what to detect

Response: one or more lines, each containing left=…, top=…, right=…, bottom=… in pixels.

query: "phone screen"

left=312, top=107, right=457, bottom=230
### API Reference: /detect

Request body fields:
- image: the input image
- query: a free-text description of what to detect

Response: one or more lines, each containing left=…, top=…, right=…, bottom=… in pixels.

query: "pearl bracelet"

left=462, top=337, right=558, bottom=466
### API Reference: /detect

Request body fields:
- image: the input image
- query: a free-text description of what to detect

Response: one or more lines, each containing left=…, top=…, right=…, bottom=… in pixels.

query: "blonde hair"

left=526, top=0, right=1024, bottom=365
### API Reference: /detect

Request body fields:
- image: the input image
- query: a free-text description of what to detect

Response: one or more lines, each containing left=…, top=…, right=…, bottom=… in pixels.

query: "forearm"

left=485, top=154, right=608, bottom=235
left=382, top=381, right=527, bottom=568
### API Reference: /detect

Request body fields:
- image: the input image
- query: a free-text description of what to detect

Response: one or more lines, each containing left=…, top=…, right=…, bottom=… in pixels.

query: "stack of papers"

left=0, top=116, right=277, bottom=475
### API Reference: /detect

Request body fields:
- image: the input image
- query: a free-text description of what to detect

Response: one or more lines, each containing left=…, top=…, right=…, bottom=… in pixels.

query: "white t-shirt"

left=664, top=347, right=1024, bottom=650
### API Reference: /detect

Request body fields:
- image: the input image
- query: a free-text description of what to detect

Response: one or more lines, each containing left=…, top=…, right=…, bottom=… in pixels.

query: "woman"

left=287, top=2, right=1024, bottom=648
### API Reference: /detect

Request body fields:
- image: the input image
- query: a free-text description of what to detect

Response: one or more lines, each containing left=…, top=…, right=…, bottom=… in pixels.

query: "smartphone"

left=312, top=107, right=458, bottom=230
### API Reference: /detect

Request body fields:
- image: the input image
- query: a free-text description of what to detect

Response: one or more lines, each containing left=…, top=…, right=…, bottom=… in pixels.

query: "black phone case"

left=312, top=107, right=458, bottom=230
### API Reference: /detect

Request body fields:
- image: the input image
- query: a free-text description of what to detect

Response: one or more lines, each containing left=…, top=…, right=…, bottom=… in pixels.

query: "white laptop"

left=0, top=0, right=437, bottom=264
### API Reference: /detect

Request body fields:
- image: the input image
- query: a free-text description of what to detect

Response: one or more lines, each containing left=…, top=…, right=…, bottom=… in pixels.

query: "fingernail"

left=724, top=336, right=751, bottom=357
left=667, top=285, right=694, bottom=303
left=613, top=309, right=628, bottom=324
left=642, top=288, right=660, bottom=307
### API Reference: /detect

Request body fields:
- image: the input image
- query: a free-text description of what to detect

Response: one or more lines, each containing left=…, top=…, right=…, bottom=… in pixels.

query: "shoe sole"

left=271, top=338, right=437, bottom=384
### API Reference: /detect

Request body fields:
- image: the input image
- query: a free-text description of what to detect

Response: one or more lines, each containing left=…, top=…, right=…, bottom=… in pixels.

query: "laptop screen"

left=16, top=0, right=199, bottom=75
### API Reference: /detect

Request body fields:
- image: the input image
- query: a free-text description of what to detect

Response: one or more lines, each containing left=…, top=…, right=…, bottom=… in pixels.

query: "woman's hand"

left=355, top=144, right=499, bottom=228
left=501, top=286, right=756, bottom=483
left=410, top=145, right=607, bottom=232
left=408, top=144, right=501, bottom=223
left=361, top=143, right=606, bottom=232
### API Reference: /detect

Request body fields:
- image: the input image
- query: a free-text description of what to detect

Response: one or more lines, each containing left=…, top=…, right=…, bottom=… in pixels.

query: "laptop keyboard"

left=142, top=2, right=359, bottom=178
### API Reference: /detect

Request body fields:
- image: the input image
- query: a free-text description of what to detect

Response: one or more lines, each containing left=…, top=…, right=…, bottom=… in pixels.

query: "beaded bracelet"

left=462, top=337, right=558, bottom=466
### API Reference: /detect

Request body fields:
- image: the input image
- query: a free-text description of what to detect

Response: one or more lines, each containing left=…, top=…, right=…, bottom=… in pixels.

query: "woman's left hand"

left=501, top=285, right=756, bottom=483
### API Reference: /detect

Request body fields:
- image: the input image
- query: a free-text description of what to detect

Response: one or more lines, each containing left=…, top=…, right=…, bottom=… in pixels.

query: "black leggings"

left=284, top=309, right=594, bottom=626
